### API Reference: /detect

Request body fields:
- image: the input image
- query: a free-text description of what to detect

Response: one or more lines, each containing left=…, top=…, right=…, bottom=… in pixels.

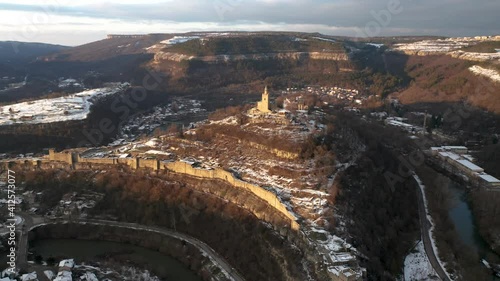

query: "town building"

left=430, top=146, right=500, bottom=189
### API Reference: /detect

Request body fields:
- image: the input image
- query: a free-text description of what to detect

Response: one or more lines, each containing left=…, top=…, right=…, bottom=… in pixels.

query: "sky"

left=0, top=0, right=498, bottom=46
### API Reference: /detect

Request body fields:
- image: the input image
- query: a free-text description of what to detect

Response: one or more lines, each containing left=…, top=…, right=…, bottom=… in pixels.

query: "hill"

left=1, top=33, right=499, bottom=153
left=41, top=34, right=169, bottom=62
left=29, top=32, right=367, bottom=96
left=0, top=41, right=67, bottom=63
left=389, top=54, right=500, bottom=113
left=0, top=41, right=68, bottom=82
left=165, top=34, right=344, bottom=56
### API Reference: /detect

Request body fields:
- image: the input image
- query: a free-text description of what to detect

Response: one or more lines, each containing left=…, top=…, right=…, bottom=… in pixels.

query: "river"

left=447, top=179, right=492, bottom=257
left=31, top=239, right=202, bottom=281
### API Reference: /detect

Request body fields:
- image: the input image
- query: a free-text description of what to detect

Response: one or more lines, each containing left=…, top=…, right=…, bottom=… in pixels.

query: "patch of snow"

left=44, top=271, right=55, bottom=280
left=160, top=36, right=200, bottom=45
left=0, top=84, right=128, bottom=126
left=59, top=259, right=75, bottom=268
left=20, top=272, right=37, bottom=281
left=469, top=65, right=500, bottom=83
left=210, top=116, right=239, bottom=125
left=413, top=174, right=454, bottom=281
left=367, top=43, right=384, bottom=48
left=312, top=37, right=336, bottom=43
left=79, top=272, right=98, bottom=281
left=394, top=39, right=470, bottom=53
left=144, top=150, right=171, bottom=156
left=144, top=138, right=161, bottom=147
left=404, top=241, right=438, bottom=281
left=53, top=270, right=71, bottom=281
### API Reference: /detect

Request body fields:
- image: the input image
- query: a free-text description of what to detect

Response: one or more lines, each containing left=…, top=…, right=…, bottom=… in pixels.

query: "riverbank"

left=415, top=164, right=491, bottom=280
left=426, top=156, right=500, bottom=257
left=446, top=181, right=493, bottom=257
left=469, top=188, right=500, bottom=256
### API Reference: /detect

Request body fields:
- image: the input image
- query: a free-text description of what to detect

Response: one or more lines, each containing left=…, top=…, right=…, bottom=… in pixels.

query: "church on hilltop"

left=248, top=86, right=289, bottom=124
left=256, top=86, right=271, bottom=113
left=249, top=86, right=272, bottom=114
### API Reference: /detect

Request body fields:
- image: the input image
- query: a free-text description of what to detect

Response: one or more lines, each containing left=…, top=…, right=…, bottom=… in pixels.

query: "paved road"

left=15, top=215, right=245, bottom=281
left=16, top=215, right=30, bottom=269
left=414, top=174, right=451, bottom=281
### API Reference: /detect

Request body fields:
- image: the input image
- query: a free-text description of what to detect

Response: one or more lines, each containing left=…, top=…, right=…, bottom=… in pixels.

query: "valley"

left=0, top=31, right=499, bottom=281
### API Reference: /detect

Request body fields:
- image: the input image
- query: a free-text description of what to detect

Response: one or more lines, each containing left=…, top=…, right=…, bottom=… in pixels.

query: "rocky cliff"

left=153, top=51, right=349, bottom=63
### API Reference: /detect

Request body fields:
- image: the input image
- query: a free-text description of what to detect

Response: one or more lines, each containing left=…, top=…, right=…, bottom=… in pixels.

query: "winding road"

left=13, top=213, right=245, bottom=281
left=414, top=174, right=451, bottom=281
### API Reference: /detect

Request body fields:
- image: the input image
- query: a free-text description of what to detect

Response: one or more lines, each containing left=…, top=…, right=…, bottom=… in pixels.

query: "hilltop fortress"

left=1, top=148, right=364, bottom=280
left=3, top=149, right=300, bottom=231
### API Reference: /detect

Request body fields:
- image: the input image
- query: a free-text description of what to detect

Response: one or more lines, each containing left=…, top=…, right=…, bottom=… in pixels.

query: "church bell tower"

left=257, top=86, right=270, bottom=113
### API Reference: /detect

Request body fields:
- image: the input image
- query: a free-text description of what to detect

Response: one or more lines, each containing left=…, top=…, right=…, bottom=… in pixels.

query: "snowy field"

left=392, top=37, right=500, bottom=63
left=0, top=83, right=128, bottom=126
left=469, top=65, right=500, bottom=83
left=160, top=36, right=200, bottom=45
left=312, top=37, right=336, bottom=43
left=404, top=241, right=438, bottom=281
left=145, top=36, right=200, bottom=51
left=393, top=39, right=471, bottom=54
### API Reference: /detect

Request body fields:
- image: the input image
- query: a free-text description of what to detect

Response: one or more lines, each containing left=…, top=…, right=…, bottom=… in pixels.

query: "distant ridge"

left=0, top=41, right=68, bottom=62
left=106, top=34, right=147, bottom=39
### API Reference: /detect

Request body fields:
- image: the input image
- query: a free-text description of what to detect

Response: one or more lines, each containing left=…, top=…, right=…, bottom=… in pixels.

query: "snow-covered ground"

left=449, top=51, right=500, bottom=62
left=145, top=36, right=200, bottom=51
left=312, top=37, right=336, bottom=43
left=394, top=40, right=469, bottom=53
left=115, top=98, right=206, bottom=142
left=393, top=36, right=500, bottom=62
left=58, top=78, right=83, bottom=88
left=469, top=65, right=500, bottom=83
left=413, top=174, right=454, bottom=281
left=160, top=36, right=200, bottom=45
left=404, top=241, right=438, bottom=281
left=367, top=43, right=384, bottom=48
left=0, top=83, right=128, bottom=126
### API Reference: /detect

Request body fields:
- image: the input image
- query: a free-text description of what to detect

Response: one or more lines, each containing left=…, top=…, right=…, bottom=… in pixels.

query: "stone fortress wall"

left=164, top=161, right=298, bottom=229
left=3, top=149, right=299, bottom=231
left=0, top=150, right=369, bottom=281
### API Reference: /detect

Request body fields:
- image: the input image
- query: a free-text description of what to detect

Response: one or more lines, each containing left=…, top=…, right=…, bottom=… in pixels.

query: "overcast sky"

left=0, top=0, right=498, bottom=46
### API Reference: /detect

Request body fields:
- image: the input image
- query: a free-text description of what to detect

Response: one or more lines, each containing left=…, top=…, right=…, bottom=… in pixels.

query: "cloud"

left=0, top=0, right=498, bottom=45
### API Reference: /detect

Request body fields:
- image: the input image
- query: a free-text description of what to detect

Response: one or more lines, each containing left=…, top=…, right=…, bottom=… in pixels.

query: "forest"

left=330, top=113, right=420, bottom=280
